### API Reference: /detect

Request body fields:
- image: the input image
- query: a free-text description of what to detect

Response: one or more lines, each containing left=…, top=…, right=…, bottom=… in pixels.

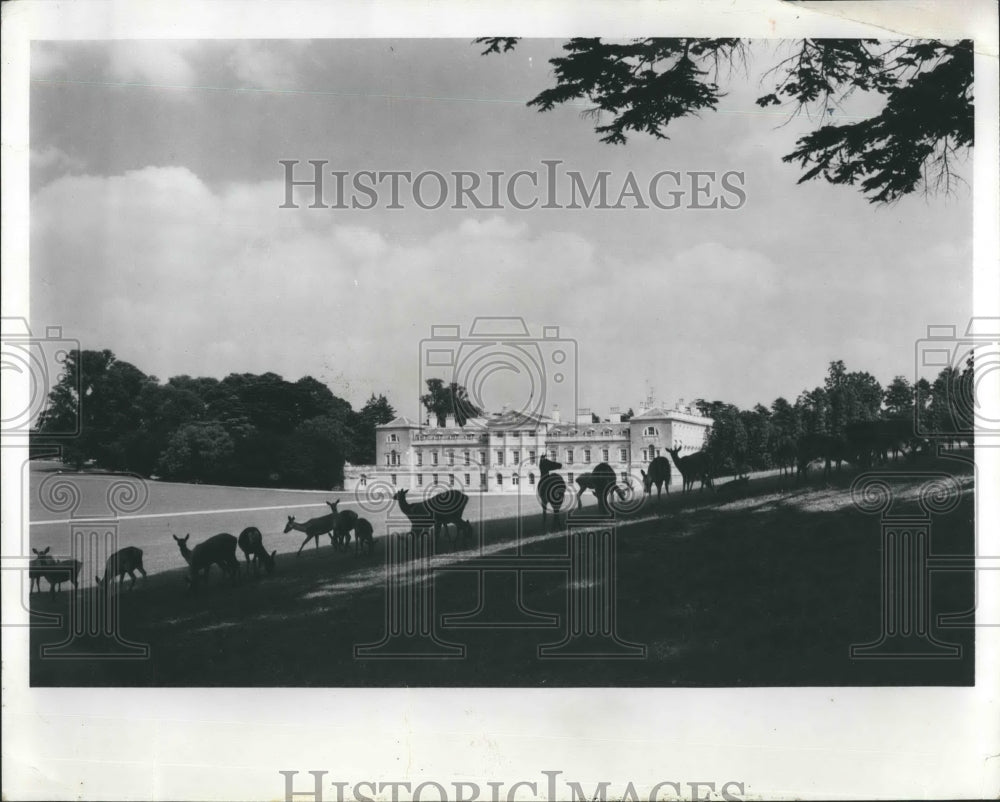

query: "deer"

left=353, top=517, right=375, bottom=556
left=537, top=457, right=568, bottom=531
left=641, top=455, right=672, bottom=501
left=173, top=533, right=240, bottom=591
left=575, top=462, right=626, bottom=515
left=39, top=556, right=83, bottom=596
left=665, top=446, right=714, bottom=493
left=327, top=500, right=359, bottom=552
left=237, top=527, right=276, bottom=577
left=95, top=546, right=147, bottom=593
left=29, top=546, right=54, bottom=594
left=283, top=503, right=339, bottom=555
left=393, top=488, right=474, bottom=549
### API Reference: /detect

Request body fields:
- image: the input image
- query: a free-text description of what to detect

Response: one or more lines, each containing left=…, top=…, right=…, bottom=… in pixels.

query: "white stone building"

left=374, top=403, right=713, bottom=493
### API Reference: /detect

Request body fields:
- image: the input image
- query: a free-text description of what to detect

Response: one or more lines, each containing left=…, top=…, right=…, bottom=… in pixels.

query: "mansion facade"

left=372, top=404, right=713, bottom=494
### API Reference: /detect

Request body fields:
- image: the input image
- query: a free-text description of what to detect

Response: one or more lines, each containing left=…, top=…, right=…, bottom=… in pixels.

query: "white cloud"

left=227, top=41, right=308, bottom=89
left=30, top=145, right=85, bottom=174
left=107, top=41, right=200, bottom=86
left=31, top=167, right=792, bottom=415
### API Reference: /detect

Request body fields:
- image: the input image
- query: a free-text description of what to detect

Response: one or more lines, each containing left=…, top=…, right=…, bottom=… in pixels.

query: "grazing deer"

left=641, top=456, right=672, bottom=501
left=283, top=503, right=339, bottom=555
left=39, top=557, right=83, bottom=596
left=326, top=501, right=359, bottom=552
left=237, top=527, right=276, bottom=577
left=537, top=457, right=567, bottom=531
left=353, top=517, right=374, bottom=556
left=665, top=447, right=714, bottom=493
left=173, top=533, right=240, bottom=591
left=29, top=546, right=53, bottom=594
left=393, top=488, right=474, bottom=549
left=575, top=462, right=626, bottom=515
left=95, top=546, right=147, bottom=592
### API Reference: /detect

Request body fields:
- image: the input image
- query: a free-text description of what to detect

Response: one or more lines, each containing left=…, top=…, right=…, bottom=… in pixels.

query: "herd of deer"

left=30, top=425, right=922, bottom=596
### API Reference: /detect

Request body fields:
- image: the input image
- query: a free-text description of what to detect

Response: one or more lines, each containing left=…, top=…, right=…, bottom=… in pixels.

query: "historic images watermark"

left=847, top=317, right=1000, bottom=659
left=280, top=770, right=747, bottom=802
left=279, top=160, right=746, bottom=211
left=352, top=317, right=647, bottom=660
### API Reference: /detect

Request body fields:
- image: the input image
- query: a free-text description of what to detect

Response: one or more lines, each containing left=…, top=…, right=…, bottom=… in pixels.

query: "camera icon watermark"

left=915, top=317, right=1000, bottom=438
left=419, top=317, right=578, bottom=429
left=1, top=317, right=79, bottom=437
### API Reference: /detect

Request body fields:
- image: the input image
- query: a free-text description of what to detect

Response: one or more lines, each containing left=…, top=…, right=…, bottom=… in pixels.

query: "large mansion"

left=371, top=403, right=713, bottom=494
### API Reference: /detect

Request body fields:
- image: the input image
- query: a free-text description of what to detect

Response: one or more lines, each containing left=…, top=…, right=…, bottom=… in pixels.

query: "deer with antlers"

left=665, top=446, right=714, bottom=493
left=29, top=547, right=53, bottom=594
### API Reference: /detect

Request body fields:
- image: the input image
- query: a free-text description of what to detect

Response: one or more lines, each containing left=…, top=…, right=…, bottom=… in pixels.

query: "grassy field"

left=28, top=456, right=976, bottom=686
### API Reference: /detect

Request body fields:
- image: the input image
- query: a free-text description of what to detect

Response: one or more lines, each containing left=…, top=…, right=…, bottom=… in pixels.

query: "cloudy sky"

left=30, top=39, right=972, bottom=419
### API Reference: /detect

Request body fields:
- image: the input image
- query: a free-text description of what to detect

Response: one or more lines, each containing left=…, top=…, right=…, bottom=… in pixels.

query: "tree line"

left=696, top=358, right=975, bottom=479
left=32, top=349, right=396, bottom=489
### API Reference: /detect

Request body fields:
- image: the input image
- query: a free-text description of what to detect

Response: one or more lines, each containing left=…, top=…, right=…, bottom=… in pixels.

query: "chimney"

left=608, top=405, right=622, bottom=424
left=445, top=413, right=457, bottom=429
left=576, top=407, right=592, bottom=425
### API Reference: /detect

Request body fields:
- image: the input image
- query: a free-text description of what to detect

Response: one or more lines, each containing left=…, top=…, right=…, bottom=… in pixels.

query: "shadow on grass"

left=30, top=458, right=975, bottom=687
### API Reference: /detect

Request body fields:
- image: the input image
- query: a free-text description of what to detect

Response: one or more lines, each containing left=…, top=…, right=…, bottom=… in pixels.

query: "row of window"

left=389, top=445, right=695, bottom=467
left=403, top=471, right=634, bottom=489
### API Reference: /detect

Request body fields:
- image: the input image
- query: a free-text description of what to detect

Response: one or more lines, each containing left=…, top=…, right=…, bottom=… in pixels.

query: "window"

left=496, top=473, right=503, bottom=487
left=584, top=449, right=591, bottom=463
left=528, top=473, right=535, bottom=486
left=390, top=474, right=397, bottom=485
left=432, top=474, right=439, bottom=485
left=644, top=426, right=657, bottom=436
left=479, top=451, right=486, bottom=466
left=619, top=448, right=628, bottom=462
left=416, top=452, right=423, bottom=467
left=549, top=450, right=557, bottom=462
left=480, top=473, right=487, bottom=487
left=566, top=449, right=574, bottom=464
left=464, top=450, right=470, bottom=466
left=384, top=454, right=390, bottom=466
left=621, top=472, right=629, bottom=483
left=388, top=433, right=398, bottom=443
left=448, top=451, right=455, bottom=466
left=390, top=450, right=399, bottom=466
left=512, top=474, right=519, bottom=486
left=513, top=450, right=520, bottom=465
left=449, top=474, right=455, bottom=487
left=417, top=474, right=423, bottom=486
left=431, top=451, right=439, bottom=466
left=567, top=473, right=574, bottom=484
left=528, top=450, right=536, bottom=463
left=496, top=450, right=504, bottom=466
left=602, top=448, right=610, bottom=462
left=464, top=473, right=471, bottom=486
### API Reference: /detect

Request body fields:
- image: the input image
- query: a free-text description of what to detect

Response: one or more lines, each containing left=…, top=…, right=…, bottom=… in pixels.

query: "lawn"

left=28, top=456, right=976, bottom=686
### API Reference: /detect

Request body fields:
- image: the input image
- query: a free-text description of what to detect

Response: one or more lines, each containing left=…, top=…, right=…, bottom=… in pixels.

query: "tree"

left=277, top=416, right=347, bottom=490
left=157, top=422, right=235, bottom=483
left=883, top=375, right=915, bottom=419
left=476, top=37, right=972, bottom=203
left=351, top=393, right=397, bottom=464
left=420, top=379, right=482, bottom=426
